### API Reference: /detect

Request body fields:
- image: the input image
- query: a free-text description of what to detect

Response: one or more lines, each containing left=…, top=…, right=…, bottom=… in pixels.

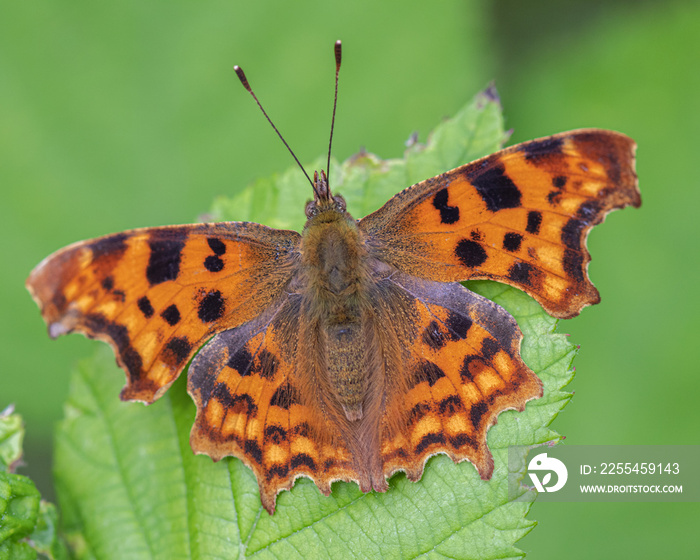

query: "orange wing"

left=188, top=294, right=360, bottom=514
left=360, top=129, right=640, bottom=318
left=27, top=222, right=300, bottom=402
left=370, top=272, right=542, bottom=484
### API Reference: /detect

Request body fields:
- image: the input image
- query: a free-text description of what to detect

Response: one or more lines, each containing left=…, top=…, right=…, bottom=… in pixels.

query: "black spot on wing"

left=270, top=383, right=300, bottom=409
left=207, top=237, right=226, bottom=255
left=163, top=336, right=192, bottom=366
left=121, top=349, right=144, bottom=382
left=213, top=384, right=257, bottom=416
left=432, top=188, right=460, bottom=224
left=96, top=319, right=130, bottom=349
left=468, top=163, right=522, bottom=212
left=408, top=402, right=432, bottom=425
left=470, top=400, right=489, bottom=429
left=438, top=395, right=464, bottom=415
left=290, top=453, right=317, bottom=472
left=502, top=232, right=523, bottom=252
left=415, top=432, right=446, bottom=455
left=413, top=360, right=446, bottom=387
left=101, top=276, right=114, bottom=291
left=481, top=337, right=500, bottom=360
left=264, top=425, right=287, bottom=445
left=508, top=261, right=534, bottom=286
left=449, top=433, right=477, bottom=450
left=204, top=255, right=224, bottom=272
left=84, top=314, right=143, bottom=381
left=161, top=304, right=181, bottom=326
left=455, top=239, right=488, bottom=268
left=198, top=290, right=225, bottom=323
left=244, top=439, right=263, bottom=464
left=561, top=219, right=585, bottom=251
left=292, top=422, right=310, bottom=437
left=521, top=136, right=564, bottom=164
left=137, top=296, right=155, bottom=318
left=553, top=175, right=567, bottom=188
left=526, top=211, right=542, bottom=235
left=147, top=231, right=187, bottom=285
left=470, top=229, right=483, bottom=241
left=266, top=464, right=289, bottom=481
left=89, top=233, right=128, bottom=260
left=227, top=346, right=253, bottom=376
left=445, top=311, right=472, bottom=340
left=563, top=249, right=584, bottom=281
left=190, top=365, right=217, bottom=407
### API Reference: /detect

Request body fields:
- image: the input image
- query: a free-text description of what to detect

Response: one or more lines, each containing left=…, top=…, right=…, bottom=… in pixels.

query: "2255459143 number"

left=599, top=462, right=680, bottom=475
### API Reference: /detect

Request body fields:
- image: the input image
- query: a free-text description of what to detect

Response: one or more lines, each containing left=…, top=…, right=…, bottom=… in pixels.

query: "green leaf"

left=0, top=541, right=35, bottom=560
left=0, top=473, right=41, bottom=545
left=0, top=406, right=24, bottom=472
left=0, top=407, right=68, bottom=560
left=54, top=88, right=575, bottom=559
left=29, top=502, right=70, bottom=560
left=0, top=408, right=38, bottom=560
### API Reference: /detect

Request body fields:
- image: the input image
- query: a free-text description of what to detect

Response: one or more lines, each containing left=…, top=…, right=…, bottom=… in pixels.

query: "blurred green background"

left=2, top=0, right=698, bottom=557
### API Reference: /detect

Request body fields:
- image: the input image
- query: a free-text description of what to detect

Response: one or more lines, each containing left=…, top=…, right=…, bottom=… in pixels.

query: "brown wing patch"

left=376, top=274, right=542, bottom=485
left=360, top=129, right=640, bottom=318
left=188, top=300, right=355, bottom=514
left=26, top=222, right=300, bottom=403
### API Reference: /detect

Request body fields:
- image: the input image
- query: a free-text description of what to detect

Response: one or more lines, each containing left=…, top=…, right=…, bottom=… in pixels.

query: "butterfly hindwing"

left=27, top=222, right=300, bottom=402
left=188, top=296, right=358, bottom=513
left=374, top=272, right=542, bottom=482
left=360, top=129, right=640, bottom=318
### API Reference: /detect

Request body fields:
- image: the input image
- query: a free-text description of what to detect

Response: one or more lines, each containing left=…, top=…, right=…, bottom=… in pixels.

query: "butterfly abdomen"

left=326, top=323, right=365, bottom=420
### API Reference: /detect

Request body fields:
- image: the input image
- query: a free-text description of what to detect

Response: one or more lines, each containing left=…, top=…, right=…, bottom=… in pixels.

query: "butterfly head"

left=305, top=169, right=348, bottom=220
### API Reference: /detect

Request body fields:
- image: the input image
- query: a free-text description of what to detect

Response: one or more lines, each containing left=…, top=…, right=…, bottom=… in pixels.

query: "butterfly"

left=26, top=42, right=640, bottom=514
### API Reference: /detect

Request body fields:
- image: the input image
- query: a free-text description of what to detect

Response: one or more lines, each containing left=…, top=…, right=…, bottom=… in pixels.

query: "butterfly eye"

left=305, top=200, right=317, bottom=217
left=333, top=195, right=346, bottom=212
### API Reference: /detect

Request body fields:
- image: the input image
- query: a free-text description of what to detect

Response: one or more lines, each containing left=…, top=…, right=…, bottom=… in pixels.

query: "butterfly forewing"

left=27, top=222, right=300, bottom=402
left=360, top=129, right=640, bottom=318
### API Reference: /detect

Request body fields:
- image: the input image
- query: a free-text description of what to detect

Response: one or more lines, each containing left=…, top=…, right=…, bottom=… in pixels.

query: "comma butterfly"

left=26, top=41, right=640, bottom=513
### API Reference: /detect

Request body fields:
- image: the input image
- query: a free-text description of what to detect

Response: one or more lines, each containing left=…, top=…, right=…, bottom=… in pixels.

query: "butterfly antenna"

left=326, top=40, right=342, bottom=187
left=233, top=65, right=317, bottom=194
